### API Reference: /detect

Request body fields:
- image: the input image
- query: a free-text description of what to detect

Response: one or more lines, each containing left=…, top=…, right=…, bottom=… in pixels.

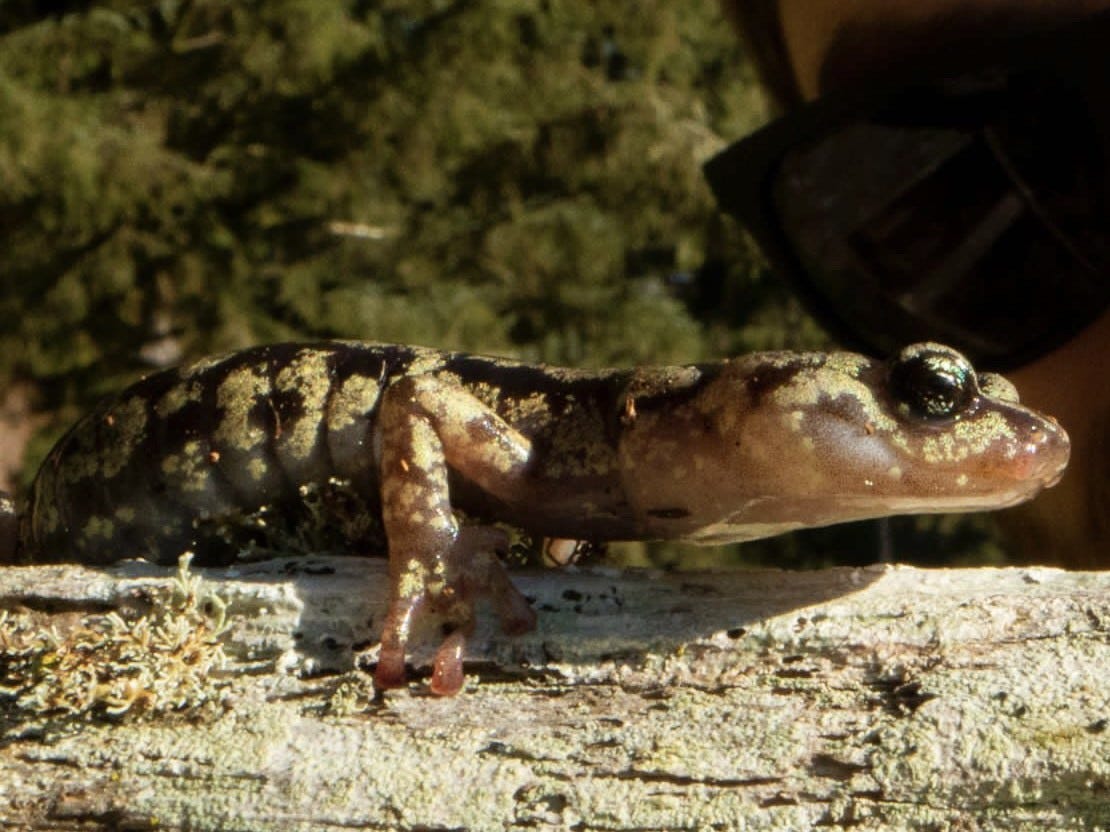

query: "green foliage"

left=0, top=0, right=778, bottom=408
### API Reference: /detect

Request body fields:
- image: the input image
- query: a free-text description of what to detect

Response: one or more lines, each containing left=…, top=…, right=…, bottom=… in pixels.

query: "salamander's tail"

left=0, top=492, right=18, bottom=563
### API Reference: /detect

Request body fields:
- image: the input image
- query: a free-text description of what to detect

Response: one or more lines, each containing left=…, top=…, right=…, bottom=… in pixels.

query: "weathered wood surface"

left=1, top=558, right=1107, bottom=831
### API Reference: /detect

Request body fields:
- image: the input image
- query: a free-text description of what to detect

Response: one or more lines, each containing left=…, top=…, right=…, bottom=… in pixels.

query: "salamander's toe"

left=430, top=627, right=470, bottom=696
left=452, top=526, right=536, bottom=636
left=374, top=593, right=424, bottom=691
left=376, top=524, right=534, bottom=696
left=373, top=647, right=409, bottom=691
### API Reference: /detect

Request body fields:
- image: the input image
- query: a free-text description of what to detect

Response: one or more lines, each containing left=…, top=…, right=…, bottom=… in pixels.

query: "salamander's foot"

left=374, top=525, right=537, bottom=695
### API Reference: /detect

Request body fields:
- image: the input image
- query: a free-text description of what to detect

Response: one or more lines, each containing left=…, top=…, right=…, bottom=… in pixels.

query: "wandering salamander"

left=0, top=341, right=1069, bottom=694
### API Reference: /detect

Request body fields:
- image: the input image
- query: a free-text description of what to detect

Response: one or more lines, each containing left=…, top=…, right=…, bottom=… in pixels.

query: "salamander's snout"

left=1016, top=413, right=1070, bottom=490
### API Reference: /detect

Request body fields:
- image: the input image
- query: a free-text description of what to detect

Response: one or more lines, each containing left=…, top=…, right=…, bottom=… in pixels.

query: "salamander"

left=0, top=340, right=1069, bottom=694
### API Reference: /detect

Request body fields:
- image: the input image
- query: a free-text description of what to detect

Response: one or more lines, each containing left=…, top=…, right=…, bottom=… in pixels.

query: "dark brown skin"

left=1, top=341, right=1069, bottom=693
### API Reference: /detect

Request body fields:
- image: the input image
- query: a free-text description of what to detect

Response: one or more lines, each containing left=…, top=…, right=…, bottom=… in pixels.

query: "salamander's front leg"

left=374, top=375, right=538, bottom=695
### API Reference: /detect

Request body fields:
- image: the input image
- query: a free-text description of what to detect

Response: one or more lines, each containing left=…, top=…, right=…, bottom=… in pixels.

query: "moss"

left=0, top=555, right=228, bottom=721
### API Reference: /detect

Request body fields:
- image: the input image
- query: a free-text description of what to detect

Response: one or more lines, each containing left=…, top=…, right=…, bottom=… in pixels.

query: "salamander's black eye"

left=889, top=343, right=978, bottom=420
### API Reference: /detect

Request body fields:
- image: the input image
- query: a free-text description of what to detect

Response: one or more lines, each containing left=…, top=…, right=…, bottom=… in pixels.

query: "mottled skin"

left=2, top=341, right=1070, bottom=694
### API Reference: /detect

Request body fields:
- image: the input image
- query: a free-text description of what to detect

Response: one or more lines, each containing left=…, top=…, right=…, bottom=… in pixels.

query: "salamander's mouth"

left=1036, top=458, right=1068, bottom=490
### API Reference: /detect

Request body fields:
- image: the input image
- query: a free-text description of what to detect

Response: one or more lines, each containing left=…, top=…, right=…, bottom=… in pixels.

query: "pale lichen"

left=0, top=555, right=229, bottom=720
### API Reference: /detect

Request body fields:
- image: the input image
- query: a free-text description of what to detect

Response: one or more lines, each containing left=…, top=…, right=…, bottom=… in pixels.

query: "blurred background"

left=0, top=0, right=1002, bottom=568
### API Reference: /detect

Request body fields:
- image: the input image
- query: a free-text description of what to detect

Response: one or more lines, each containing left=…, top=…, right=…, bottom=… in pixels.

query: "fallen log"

left=1, top=558, right=1107, bottom=830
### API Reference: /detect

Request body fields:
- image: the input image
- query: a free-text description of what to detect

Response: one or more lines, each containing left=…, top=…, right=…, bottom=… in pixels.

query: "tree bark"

left=1, top=558, right=1107, bottom=831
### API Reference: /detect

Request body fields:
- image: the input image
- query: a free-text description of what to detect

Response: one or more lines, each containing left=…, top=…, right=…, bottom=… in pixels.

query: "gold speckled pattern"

left=98, top=397, right=149, bottom=479
left=213, top=365, right=272, bottom=452
left=274, top=349, right=332, bottom=461
left=326, top=373, right=381, bottom=433
left=920, top=411, right=1018, bottom=464
left=154, top=379, right=203, bottom=419
left=161, top=440, right=213, bottom=494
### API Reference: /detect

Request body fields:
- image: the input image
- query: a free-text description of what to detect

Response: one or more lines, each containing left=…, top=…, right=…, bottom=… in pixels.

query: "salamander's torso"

left=18, top=342, right=628, bottom=564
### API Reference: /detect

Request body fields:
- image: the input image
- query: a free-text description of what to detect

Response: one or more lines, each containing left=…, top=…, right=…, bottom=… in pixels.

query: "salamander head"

left=622, top=343, right=1070, bottom=544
